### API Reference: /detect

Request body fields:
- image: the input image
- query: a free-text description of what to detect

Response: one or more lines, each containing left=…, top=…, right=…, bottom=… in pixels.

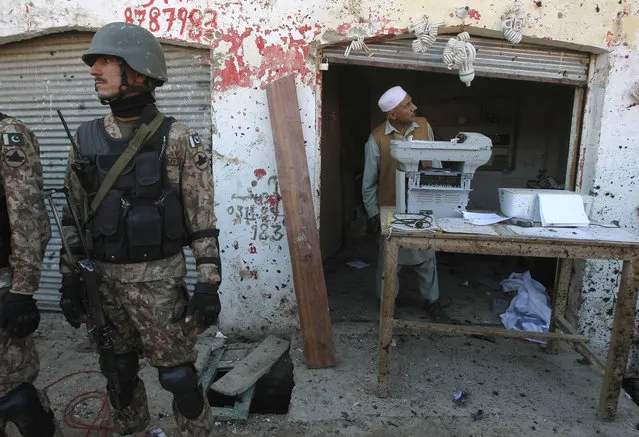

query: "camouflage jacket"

left=0, top=114, right=51, bottom=295
left=61, top=113, right=220, bottom=284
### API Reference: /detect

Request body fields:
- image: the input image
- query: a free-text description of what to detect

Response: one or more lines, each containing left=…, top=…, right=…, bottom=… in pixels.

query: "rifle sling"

left=90, top=112, right=165, bottom=213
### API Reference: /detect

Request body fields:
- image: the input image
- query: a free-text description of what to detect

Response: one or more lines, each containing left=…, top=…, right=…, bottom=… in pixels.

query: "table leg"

left=377, top=237, right=400, bottom=398
left=548, top=258, right=574, bottom=354
left=598, top=260, right=638, bottom=419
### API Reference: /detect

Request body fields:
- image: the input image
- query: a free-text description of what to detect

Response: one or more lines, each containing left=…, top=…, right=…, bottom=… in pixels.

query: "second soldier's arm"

left=0, top=119, right=50, bottom=337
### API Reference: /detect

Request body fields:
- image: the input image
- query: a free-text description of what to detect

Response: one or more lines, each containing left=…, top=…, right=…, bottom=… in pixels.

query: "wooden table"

left=377, top=207, right=639, bottom=419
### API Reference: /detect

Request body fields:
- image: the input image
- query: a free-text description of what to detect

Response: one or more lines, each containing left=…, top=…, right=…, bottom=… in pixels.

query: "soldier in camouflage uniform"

left=58, top=22, right=221, bottom=437
left=0, top=114, right=60, bottom=436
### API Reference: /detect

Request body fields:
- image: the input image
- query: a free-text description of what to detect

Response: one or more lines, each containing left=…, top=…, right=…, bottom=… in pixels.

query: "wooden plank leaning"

left=266, top=75, right=336, bottom=369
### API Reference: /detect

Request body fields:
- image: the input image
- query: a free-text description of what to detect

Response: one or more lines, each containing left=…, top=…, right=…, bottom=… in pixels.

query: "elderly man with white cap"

left=361, top=85, right=445, bottom=321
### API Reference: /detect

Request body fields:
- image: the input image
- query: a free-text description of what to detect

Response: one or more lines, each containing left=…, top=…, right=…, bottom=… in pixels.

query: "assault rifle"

left=56, top=110, right=96, bottom=198
left=44, top=187, right=121, bottom=409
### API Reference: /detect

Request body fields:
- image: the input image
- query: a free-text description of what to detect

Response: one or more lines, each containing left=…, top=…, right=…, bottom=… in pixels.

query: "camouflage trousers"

left=0, top=287, right=62, bottom=437
left=97, top=276, right=214, bottom=437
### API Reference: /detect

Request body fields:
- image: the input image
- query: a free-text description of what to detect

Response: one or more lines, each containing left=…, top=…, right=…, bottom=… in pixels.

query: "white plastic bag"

left=499, top=271, right=551, bottom=343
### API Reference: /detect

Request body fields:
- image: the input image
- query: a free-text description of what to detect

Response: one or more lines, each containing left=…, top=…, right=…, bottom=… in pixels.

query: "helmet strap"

left=109, top=92, right=156, bottom=118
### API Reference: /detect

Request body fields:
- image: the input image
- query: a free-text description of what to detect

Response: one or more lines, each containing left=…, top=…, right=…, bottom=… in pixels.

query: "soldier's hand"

left=186, top=282, right=221, bottom=335
left=0, top=291, right=40, bottom=338
left=367, top=214, right=381, bottom=234
left=59, top=274, right=87, bottom=328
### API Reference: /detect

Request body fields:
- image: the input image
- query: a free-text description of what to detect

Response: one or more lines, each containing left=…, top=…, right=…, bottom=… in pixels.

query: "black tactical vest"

left=77, top=114, right=186, bottom=263
left=0, top=112, right=12, bottom=268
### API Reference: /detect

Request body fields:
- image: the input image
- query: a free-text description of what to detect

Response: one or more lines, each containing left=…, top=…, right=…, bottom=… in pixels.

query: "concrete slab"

left=288, top=321, right=639, bottom=436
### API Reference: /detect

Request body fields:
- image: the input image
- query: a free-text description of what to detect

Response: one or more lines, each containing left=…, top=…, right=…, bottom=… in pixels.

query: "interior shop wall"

left=363, top=67, right=574, bottom=211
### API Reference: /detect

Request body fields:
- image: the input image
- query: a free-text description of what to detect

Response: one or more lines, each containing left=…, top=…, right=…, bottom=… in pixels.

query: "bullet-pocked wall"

left=1, top=1, right=638, bottom=357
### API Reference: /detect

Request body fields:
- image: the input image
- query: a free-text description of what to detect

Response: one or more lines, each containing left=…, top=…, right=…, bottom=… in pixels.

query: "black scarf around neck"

left=109, top=92, right=156, bottom=118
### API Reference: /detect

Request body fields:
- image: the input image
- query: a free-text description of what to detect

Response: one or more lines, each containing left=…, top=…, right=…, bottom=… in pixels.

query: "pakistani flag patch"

left=2, top=133, right=25, bottom=147
left=189, top=133, right=202, bottom=148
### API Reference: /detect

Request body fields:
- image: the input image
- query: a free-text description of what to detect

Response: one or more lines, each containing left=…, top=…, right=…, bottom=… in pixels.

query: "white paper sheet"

left=460, top=211, right=510, bottom=226
left=437, top=218, right=500, bottom=236
left=537, top=193, right=590, bottom=227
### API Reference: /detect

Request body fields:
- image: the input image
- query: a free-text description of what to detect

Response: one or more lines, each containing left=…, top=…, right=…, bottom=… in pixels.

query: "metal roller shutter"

left=322, top=35, right=590, bottom=85
left=0, top=31, right=211, bottom=310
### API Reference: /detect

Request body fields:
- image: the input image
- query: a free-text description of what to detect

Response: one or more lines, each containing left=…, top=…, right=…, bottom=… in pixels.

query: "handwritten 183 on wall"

left=123, top=0, right=217, bottom=42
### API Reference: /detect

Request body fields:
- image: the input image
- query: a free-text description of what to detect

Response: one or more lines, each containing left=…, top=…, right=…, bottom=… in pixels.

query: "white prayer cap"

left=378, top=86, right=407, bottom=112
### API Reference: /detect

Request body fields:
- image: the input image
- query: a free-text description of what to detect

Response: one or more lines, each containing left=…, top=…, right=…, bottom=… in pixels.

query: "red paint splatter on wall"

left=268, top=192, right=282, bottom=208
left=248, top=243, right=257, bottom=254
left=605, top=31, right=624, bottom=48
left=246, top=266, right=258, bottom=279
left=213, top=23, right=321, bottom=91
left=212, top=27, right=254, bottom=89
left=468, top=9, right=481, bottom=20
left=254, top=168, right=267, bottom=180
left=337, top=23, right=352, bottom=34
left=268, top=192, right=282, bottom=219
left=255, top=35, right=266, bottom=52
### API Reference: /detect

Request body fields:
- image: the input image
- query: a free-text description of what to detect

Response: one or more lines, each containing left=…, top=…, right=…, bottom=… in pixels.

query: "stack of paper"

left=460, top=211, right=510, bottom=226
left=537, top=193, right=590, bottom=227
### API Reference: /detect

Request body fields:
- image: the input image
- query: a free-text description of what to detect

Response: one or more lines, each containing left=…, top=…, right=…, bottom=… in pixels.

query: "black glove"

left=367, top=214, right=381, bottom=234
left=0, top=292, right=40, bottom=338
left=186, top=282, right=221, bottom=329
left=59, top=274, right=87, bottom=329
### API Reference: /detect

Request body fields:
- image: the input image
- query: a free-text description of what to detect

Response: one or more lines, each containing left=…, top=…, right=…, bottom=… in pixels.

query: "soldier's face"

left=89, top=56, right=141, bottom=100
left=90, top=56, right=124, bottom=100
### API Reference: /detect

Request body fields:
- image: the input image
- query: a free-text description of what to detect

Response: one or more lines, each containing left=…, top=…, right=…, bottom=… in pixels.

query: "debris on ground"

left=346, top=260, right=369, bottom=269
left=472, top=409, right=484, bottom=421
left=453, top=390, right=469, bottom=407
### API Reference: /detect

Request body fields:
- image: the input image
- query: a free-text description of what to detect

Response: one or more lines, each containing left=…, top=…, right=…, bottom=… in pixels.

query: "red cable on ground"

left=44, top=370, right=116, bottom=437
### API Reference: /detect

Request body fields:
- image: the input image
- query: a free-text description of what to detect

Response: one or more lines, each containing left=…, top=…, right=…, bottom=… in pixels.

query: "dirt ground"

left=5, top=232, right=639, bottom=436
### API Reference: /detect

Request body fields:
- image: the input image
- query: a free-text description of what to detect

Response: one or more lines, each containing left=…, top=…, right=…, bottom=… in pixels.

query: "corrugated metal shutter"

left=322, top=35, right=589, bottom=85
left=0, top=32, right=211, bottom=310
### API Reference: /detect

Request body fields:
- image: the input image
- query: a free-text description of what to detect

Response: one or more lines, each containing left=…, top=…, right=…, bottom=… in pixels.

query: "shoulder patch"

left=2, top=133, right=25, bottom=147
left=193, top=151, right=209, bottom=170
left=189, top=133, right=202, bottom=148
left=4, top=148, right=26, bottom=168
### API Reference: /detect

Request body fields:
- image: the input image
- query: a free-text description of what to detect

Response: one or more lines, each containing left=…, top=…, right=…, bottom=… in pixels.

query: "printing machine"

left=390, top=132, right=492, bottom=217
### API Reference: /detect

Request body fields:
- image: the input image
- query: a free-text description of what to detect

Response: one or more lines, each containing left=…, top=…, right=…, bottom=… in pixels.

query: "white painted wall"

left=577, top=45, right=639, bottom=368
left=2, top=0, right=638, bottom=347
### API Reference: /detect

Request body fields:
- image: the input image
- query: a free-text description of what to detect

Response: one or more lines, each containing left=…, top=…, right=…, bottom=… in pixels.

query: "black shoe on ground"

left=423, top=300, right=449, bottom=323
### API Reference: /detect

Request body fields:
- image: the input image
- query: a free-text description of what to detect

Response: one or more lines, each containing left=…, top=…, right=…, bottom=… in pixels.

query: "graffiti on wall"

left=123, top=0, right=217, bottom=42
left=227, top=169, right=285, bottom=244
left=228, top=169, right=285, bottom=281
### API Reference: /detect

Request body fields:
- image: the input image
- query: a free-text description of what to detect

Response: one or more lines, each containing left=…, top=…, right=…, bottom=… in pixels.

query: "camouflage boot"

left=113, top=378, right=150, bottom=435
left=174, top=396, right=214, bottom=437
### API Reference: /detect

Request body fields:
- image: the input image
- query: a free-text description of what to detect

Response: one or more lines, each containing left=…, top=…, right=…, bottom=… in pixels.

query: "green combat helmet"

left=82, top=22, right=168, bottom=86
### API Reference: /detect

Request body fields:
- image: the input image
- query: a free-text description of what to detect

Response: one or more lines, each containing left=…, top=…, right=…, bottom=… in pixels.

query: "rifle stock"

left=44, top=188, right=121, bottom=410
